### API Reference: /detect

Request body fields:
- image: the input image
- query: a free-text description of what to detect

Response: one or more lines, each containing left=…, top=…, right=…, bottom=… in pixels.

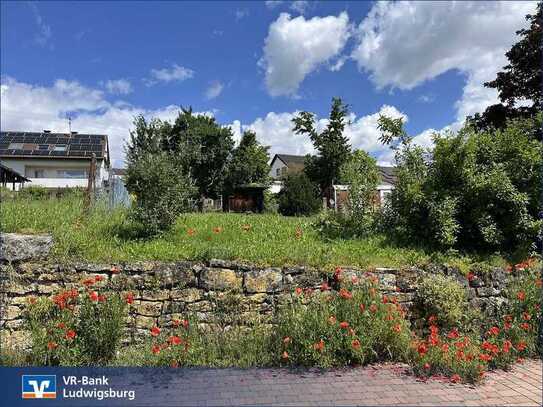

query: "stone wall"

left=0, top=234, right=510, bottom=349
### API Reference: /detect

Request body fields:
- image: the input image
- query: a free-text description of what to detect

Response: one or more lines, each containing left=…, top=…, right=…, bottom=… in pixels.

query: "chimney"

left=43, top=130, right=51, bottom=133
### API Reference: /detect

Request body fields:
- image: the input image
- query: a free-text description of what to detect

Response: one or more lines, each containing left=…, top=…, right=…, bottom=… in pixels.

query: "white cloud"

left=352, top=1, right=536, bottom=125
left=265, top=1, right=284, bottom=9
left=418, top=94, right=434, bottom=104
left=235, top=9, right=249, bottom=20
left=260, top=12, right=351, bottom=97
left=290, top=1, right=310, bottom=14
left=145, top=64, right=194, bottom=86
left=0, top=77, right=214, bottom=168
left=102, top=79, right=133, bottom=95
left=205, top=81, right=224, bottom=100
left=28, top=2, right=52, bottom=48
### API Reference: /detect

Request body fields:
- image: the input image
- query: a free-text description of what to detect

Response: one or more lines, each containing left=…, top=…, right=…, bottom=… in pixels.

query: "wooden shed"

left=224, top=184, right=266, bottom=213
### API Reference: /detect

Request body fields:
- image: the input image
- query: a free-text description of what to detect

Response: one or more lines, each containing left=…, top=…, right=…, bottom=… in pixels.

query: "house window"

left=8, top=143, right=23, bottom=149
left=37, top=144, right=50, bottom=151
left=57, top=169, right=87, bottom=179
left=54, top=145, right=67, bottom=152
left=32, top=169, right=45, bottom=178
left=276, top=168, right=281, bottom=176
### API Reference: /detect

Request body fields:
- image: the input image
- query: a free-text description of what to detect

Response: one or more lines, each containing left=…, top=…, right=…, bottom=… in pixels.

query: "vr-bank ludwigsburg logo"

left=22, top=375, right=57, bottom=399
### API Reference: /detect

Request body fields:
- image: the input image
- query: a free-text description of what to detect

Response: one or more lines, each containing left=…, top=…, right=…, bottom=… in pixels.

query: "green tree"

left=278, top=172, right=322, bottom=216
left=468, top=3, right=542, bottom=139
left=292, top=97, right=352, bottom=192
left=224, top=130, right=270, bottom=194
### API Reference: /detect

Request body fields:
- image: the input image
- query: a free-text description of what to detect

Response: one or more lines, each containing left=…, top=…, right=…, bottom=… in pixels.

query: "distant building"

left=0, top=130, right=110, bottom=190
left=268, top=153, right=397, bottom=208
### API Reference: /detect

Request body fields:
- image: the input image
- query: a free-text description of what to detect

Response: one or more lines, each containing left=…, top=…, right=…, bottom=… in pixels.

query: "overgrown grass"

left=0, top=195, right=505, bottom=269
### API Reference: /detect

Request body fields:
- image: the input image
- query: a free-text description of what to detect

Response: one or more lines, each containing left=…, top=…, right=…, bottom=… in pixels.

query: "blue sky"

left=0, top=1, right=536, bottom=166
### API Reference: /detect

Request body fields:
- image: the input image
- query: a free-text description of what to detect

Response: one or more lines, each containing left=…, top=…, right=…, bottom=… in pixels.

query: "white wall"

left=269, top=158, right=287, bottom=179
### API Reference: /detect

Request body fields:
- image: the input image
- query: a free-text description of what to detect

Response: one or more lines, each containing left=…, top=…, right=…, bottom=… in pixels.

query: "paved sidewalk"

left=118, top=359, right=542, bottom=406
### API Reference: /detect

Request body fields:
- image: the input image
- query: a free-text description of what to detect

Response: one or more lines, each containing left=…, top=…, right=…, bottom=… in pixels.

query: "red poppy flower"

left=65, top=330, right=76, bottom=340
left=385, top=314, right=393, bottom=321
left=339, top=321, right=349, bottom=329
left=283, top=336, right=291, bottom=344
left=339, top=288, right=352, bottom=300
left=359, top=303, right=365, bottom=312
left=47, top=341, right=58, bottom=350
left=369, top=304, right=377, bottom=313
left=182, top=319, right=189, bottom=329
left=450, top=374, right=461, bottom=383
left=98, top=294, right=106, bottom=302
left=187, top=228, right=196, bottom=236
left=456, top=350, right=465, bottom=360
left=150, top=326, right=161, bottom=337
left=487, top=326, right=500, bottom=336
left=328, top=316, right=337, bottom=324
left=428, top=315, right=437, bottom=324
left=503, top=314, right=513, bottom=322
left=517, top=291, right=526, bottom=301
left=447, top=328, right=459, bottom=339
left=392, top=324, right=402, bottom=333
left=94, top=275, right=104, bottom=282
left=417, top=343, right=428, bottom=356
left=89, top=291, right=99, bottom=302
left=304, top=288, right=314, bottom=296
left=520, top=322, right=530, bottom=331
left=423, top=362, right=430, bottom=370
left=333, top=267, right=342, bottom=282
left=169, top=336, right=182, bottom=346
left=152, top=345, right=161, bottom=354
left=110, top=266, right=120, bottom=274
left=313, top=339, right=325, bottom=352
left=441, top=344, right=450, bottom=353
left=382, top=296, right=388, bottom=304
left=522, top=312, right=531, bottom=321
left=430, top=325, right=439, bottom=335
left=295, top=287, right=303, bottom=295
left=320, top=282, right=330, bottom=291
left=125, top=292, right=134, bottom=304
left=83, top=278, right=95, bottom=287
left=282, top=351, right=289, bottom=360
left=502, top=340, right=512, bottom=353
left=171, top=361, right=179, bottom=368
left=172, top=319, right=180, bottom=328
left=479, top=353, right=491, bottom=362
left=351, top=276, right=359, bottom=284
left=352, top=339, right=361, bottom=350
left=57, top=322, right=66, bottom=329
left=348, top=328, right=356, bottom=336
left=515, top=341, right=527, bottom=351
left=467, top=272, right=475, bottom=282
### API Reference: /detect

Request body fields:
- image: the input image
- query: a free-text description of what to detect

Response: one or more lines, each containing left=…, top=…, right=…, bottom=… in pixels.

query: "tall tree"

left=292, top=97, right=352, bottom=192
left=224, top=130, right=270, bottom=194
left=468, top=2, right=542, bottom=139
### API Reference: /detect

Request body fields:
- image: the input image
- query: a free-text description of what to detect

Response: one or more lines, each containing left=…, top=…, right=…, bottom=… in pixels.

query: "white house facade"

left=0, top=131, right=110, bottom=190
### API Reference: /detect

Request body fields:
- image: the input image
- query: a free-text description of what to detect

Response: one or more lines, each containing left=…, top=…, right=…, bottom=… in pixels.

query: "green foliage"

left=379, top=116, right=543, bottom=255
left=23, top=281, right=126, bottom=366
left=292, top=97, right=352, bottom=191
left=224, top=130, right=270, bottom=194
left=17, top=186, right=51, bottom=200
left=414, top=275, right=469, bottom=330
left=278, top=173, right=322, bottom=216
left=126, top=152, right=196, bottom=235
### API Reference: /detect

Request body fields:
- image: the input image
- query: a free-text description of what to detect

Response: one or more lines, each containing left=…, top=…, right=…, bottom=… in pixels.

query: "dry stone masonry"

left=0, top=233, right=510, bottom=348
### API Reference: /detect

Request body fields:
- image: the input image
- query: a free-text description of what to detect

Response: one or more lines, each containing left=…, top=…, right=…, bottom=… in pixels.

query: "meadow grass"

left=0, top=195, right=504, bottom=269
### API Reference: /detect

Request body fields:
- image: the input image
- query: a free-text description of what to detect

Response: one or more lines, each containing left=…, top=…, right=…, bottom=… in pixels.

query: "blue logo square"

left=22, top=375, right=57, bottom=399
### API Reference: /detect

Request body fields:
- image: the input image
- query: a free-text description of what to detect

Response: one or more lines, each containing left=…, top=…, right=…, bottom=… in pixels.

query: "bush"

left=24, top=277, right=127, bottom=366
left=126, top=152, right=196, bottom=235
left=18, top=186, right=51, bottom=200
left=278, top=173, right=322, bottom=216
left=414, top=274, right=469, bottom=330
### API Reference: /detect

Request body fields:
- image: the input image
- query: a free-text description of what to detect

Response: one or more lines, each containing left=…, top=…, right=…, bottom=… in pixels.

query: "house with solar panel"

left=0, top=130, right=110, bottom=190
left=268, top=153, right=397, bottom=209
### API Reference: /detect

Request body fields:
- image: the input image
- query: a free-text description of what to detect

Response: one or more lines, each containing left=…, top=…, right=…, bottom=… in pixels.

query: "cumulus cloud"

left=290, top=1, right=310, bottom=14
left=102, top=79, right=133, bottom=95
left=145, top=64, right=194, bottom=86
left=352, top=1, right=536, bottom=125
left=205, top=81, right=224, bottom=100
left=260, top=12, right=351, bottom=97
left=0, top=77, right=212, bottom=168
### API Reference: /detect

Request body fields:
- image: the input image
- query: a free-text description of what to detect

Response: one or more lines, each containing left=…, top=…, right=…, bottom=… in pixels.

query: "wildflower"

left=456, top=350, right=465, bottom=360
left=359, top=304, right=365, bottom=312
left=213, top=227, right=222, bottom=234
left=98, top=294, right=106, bottom=302
left=110, top=266, right=120, bottom=274
left=187, top=228, right=196, bottom=236
left=57, top=322, right=66, bottom=329
left=65, top=330, right=76, bottom=340
left=169, top=336, right=182, bottom=346
left=351, top=276, right=359, bottom=284
left=450, top=374, right=461, bottom=383
left=536, top=279, right=542, bottom=288
left=283, top=336, right=291, bottom=345
left=182, top=319, right=189, bottom=329
left=328, top=316, right=337, bottom=325
left=352, top=339, right=361, bottom=350
left=313, top=339, right=325, bottom=352
left=89, top=291, right=99, bottom=302
left=125, top=292, right=134, bottom=304
left=152, top=345, right=161, bottom=354
left=467, top=272, right=475, bottom=282
left=242, top=224, right=251, bottom=232
left=428, top=315, right=437, bottom=324
left=517, top=291, right=526, bottom=301
left=393, top=324, right=402, bottom=333
left=151, top=326, right=161, bottom=337
left=447, top=328, right=459, bottom=339
left=282, top=351, right=289, bottom=360
left=382, top=296, right=388, bottom=304
left=423, top=362, right=430, bottom=370
left=83, top=278, right=95, bottom=287
left=369, top=304, right=378, bottom=313
left=504, top=322, right=512, bottom=330
left=520, top=322, right=530, bottom=331
left=339, top=321, right=350, bottom=329
left=339, top=288, right=352, bottom=300
left=515, top=341, right=527, bottom=352
left=304, top=288, right=313, bottom=296
left=522, top=312, right=531, bottom=321
left=171, top=361, right=179, bottom=368
left=295, top=287, right=303, bottom=296
left=502, top=340, right=512, bottom=353
left=333, top=267, right=342, bottom=282
left=295, top=227, right=302, bottom=239
left=172, top=319, right=180, bottom=328
left=417, top=343, right=428, bottom=356
left=320, top=282, right=330, bottom=291
left=487, top=326, right=500, bottom=336
left=429, top=325, right=439, bottom=336
left=506, top=265, right=513, bottom=273
left=385, top=314, right=393, bottom=321
left=348, top=328, right=356, bottom=336
left=479, top=353, right=492, bottom=362
left=94, top=275, right=104, bottom=282
left=47, top=341, right=58, bottom=350
left=503, top=314, right=513, bottom=323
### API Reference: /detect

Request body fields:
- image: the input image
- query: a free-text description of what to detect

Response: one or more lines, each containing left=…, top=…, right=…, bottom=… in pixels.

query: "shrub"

left=126, top=152, right=196, bottom=235
left=18, top=186, right=51, bottom=200
left=414, top=275, right=469, bottom=330
left=274, top=271, right=412, bottom=367
left=278, top=173, right=322, bottom=216
left=24, top=277, right=127, bottom=366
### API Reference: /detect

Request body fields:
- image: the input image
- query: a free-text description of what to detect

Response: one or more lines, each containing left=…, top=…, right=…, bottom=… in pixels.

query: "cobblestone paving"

left=122, top=359, right=542, bottom=406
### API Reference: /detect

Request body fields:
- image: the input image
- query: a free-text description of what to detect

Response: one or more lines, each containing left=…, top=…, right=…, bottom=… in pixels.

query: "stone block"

left=199, top=268, right=243, bottom=291
left=244, top=268, right=282, bottom=293
left=0, top=233, right=53, bottom=262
